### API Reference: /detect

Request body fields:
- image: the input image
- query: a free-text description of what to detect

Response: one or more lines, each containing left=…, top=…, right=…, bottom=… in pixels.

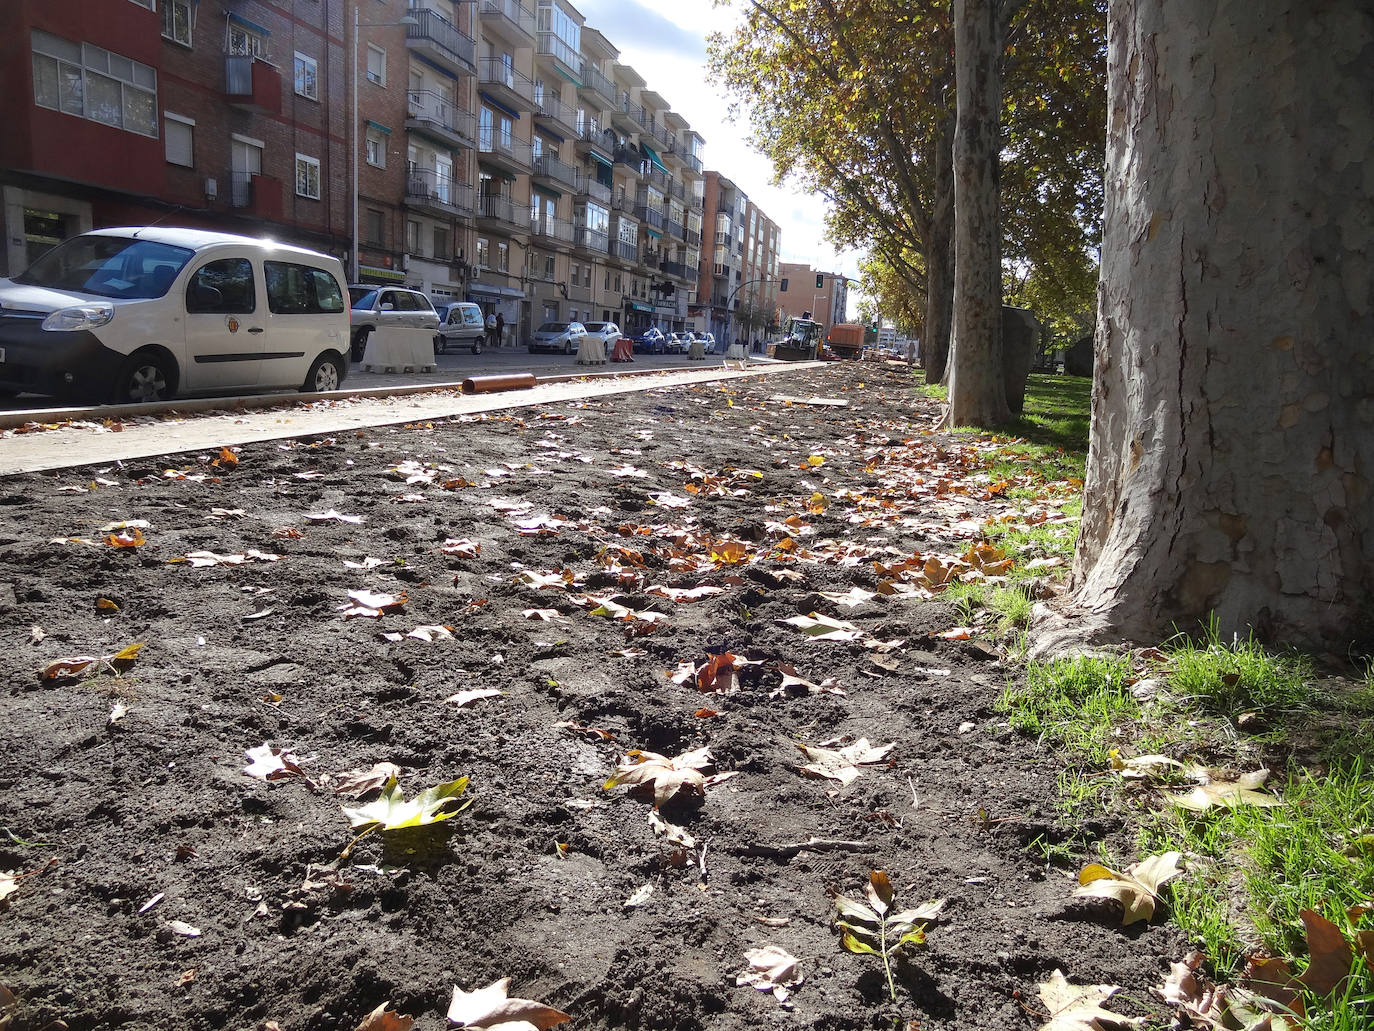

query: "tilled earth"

left=0, top=363, right=1179, bottom=1030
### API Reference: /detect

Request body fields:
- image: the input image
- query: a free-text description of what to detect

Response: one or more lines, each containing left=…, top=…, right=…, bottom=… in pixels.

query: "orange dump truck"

left=827, top=323, right=865, bottom=359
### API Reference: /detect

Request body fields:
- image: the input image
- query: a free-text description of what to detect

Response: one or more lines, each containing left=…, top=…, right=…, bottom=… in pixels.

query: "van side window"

left=264, top=261, right=345, bottom=314
left=186, top=258, right=255, bottom=314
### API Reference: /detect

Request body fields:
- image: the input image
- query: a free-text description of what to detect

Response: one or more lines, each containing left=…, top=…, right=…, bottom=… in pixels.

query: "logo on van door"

left=226, top=316, right=240, bottom=333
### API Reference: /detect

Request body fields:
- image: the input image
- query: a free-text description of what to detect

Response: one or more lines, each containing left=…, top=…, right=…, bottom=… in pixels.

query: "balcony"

left=660, top=260, right=691, bottom=280
left=633, top=203, right=665, bottom=231
left=621, top=99, right=646, bottom=129
left=614, top=145, right=645, bottom=175
left=650, top=122, right=676, bottom=153
left=611, top=192, right=632, bottom=214
left=645, top=166, right=669, bottom=191
left=577, top=62, right=617, bottom=111
left=478, top=0, right=535, bottom=47
left=684, top=152, right=703, bottom=175
left=665, top=218, right=686, bottom=241
left=478, top=56, right=535, bottom=112
left=477, top=130, right=532, bottom=177
left=576, top=172, right=611, bottom=205
left=406, top=166, right=474, bottom=218
left=536, top=31, right=580, bottom=79
left=406, top=90, right=475, bottom=149
left=573, top=122, right=614, bottom=159
left=534, top=93, right=577, bottom=137
left=686, top=228, right=701, bottom=246
left=532, top=153, right=578, bottom=191
left=406, top=8, right=476, bottom=78
left=573, top=227, right=609, bottom=256
left=477, top=194, right=528, bottom=234
left=530, top=213, right=574, bottom=247
left=229, top=171, right=283, bottom=220
left=689, top=194, right=704, bottom=211
left=224, top=56, right=281, bottom=114
left=609, top=239, right=638, bottom=264
left=668, top=180, right=685, bottom=202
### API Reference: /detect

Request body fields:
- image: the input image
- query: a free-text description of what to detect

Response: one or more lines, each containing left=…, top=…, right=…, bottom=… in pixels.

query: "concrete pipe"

left=461, top=373, right=538, bottom=394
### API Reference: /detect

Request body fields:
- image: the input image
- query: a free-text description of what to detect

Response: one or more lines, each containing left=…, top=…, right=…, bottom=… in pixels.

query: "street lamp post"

left=352, top=11, right=416, bottom=283
left=724, top=276, right=774, bottom=358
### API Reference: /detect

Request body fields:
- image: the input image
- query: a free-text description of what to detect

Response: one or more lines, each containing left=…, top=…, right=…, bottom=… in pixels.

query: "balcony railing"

left=621, top=98, right=645, bottom=128
left=536, top=31, right=579, bottom=73
left=573, top=227, right=609, bottom=254
left=578, top=62, right=617, bottom=110
left=477, top=131, right=533, bottom=169
left=613, top=145, right=643, bottom=170
left=534, top=92, right=576, bottom=133
left=686, top=228, right=701, bottom=246
left=651, top=122, right=675, bottom=152
left=406, top=8, right=476, bottom=74
left=407, top=89, right=475, bottom=144
left=685, top=152, right=703, bottom=174
left=477, top=193, right=524, bottom=228
left=645, top=166, right=669, bottom=190
left=532, top=153, right=578, bottom=190
left=406, top=166, right=473, bottom=214
left=611, top=193, right=632, bottom=213
left=665, top=219, right=686, bottom=240
left=668, top=180, right=685, bottom=201
left=660, top=260, right=691, bottom=279
left=479, top=0, right=535, bottom=40
left=609, top=239, right=638, bottom=263
left=634, top=203, right=665, bottom=230
left=477, top=57, right=535, bottom=106
left=224, top=55, right=282, bottom=114
left=577, top=172, right=611, bottom=204
left=530, top=214, right=574, bottom=244
left=689, top=194, right=704, bottom=211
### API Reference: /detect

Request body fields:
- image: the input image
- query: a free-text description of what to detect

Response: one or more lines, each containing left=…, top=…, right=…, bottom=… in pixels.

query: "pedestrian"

left=484, top=309, right=497, bottom=349
left=495, top=311, right=506, bottom=348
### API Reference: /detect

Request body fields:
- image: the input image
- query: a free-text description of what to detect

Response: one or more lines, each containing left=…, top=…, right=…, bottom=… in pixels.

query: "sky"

left=571, top=0, right=865, bottom=315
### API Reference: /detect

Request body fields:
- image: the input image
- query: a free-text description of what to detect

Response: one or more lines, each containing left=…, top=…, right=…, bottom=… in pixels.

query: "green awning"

left=645, top=228, right=662, bottom=239
left=640, top=142, right=667, bottom=174
left=365, top=120, right=391, bottom=135
left=589, top=152, right=613, bottom=170
left=627, top=301, right=654, bottom=313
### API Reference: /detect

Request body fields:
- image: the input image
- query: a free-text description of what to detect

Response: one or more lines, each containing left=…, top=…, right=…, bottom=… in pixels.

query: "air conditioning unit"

left=204, top=177, right=218, bottom=200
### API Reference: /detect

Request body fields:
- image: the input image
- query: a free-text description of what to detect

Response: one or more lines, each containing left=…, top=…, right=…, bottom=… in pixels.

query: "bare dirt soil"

left=0, top=363, right=1180, bottom=1031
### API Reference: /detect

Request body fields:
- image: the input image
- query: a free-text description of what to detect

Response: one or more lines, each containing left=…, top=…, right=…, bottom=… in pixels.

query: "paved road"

left=0, top=345, right=735, bottom=411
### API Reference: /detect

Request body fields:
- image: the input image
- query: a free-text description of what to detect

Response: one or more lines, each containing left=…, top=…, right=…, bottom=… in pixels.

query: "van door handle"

left=247, top=327, right=265, bottom=334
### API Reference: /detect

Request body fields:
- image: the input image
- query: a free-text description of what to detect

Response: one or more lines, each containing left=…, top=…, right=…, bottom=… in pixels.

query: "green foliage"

left=834, top=872, right=945, bottom=1003
left=997, top=655, right=1140, bottom=765
left=1166, top=618, right=1315, bottom=716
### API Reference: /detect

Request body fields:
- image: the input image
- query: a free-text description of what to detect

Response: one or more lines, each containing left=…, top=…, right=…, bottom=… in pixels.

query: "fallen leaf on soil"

left=445, top=689, right=503, bottom=707
left=1037, top=969, right=1144, bottom=1030
left=938, top=626, right=973, bottom=640
left=181, top=550, right=282, bottom=567
left=343, top=557, right=386, bottom=570
left=329, top=762, right=402, bottom=797
left=605, top=746, right=713, bottom=808
left=96, top=597, right=119, bottom=612
left=99, top=519, right=150, bottom=532
left=1074, top=852, right=1182, bottom=924
left=647, top=584, right=724, bottom=603
left=104, top=528, right=147, bottom=547
left=339, top=590, right=407, bottom=618
left=306, top=510, right=364, bottom=524
left=109, top=702, right=129, bottom=723
left=1168, top=769, right=1282, bottom=811
left=243, top=744, right=314, bottom=784
left=624, top=883, right=654, bottom=908
left=0, top=872, right=17, bottom=903
left=406, top=625, right=454, bottom=642
left=244, top=608, right=275, bottom=621
left=736, top=945, right=803, bottom=1001
left=1294, top=908, right=1354, bottom=995
left=341, top=775, right=470, bottom=831
left=40, top=641, right=145, bottom=680
left=441, top=539, right=480, bottom=558
left=796, top=738, right=894, bottom=785
left=446, top=977, right=569, bottom=1030
left=818, top=587, right=876, bottom=609
left=780, top=612, right=864, bottom=641
left=166, top=920, right=201, bottom=937
left=1154, top=950, right=1290, bottom=1031
left=523, top=608, right=564, bottom=621
left=648, top=809, right=696, bottom=848
left=175, top=969, right=195, bottom=987
left=772, top=663, right=846, bottom=699
left=354, top=1002, right=415, bottom=1031
left=1109, top=751, right=1183, bottom=779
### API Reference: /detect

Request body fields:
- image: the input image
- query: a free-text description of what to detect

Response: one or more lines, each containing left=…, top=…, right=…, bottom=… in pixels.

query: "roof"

left=89, top=226, right=335, bottom=261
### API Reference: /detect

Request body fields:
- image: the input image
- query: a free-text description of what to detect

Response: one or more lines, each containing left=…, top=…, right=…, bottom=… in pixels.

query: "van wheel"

left=111, top=351, right=173, bottom=404
left=564, top=339, right=572, bottom=355
left=303, top=353, right=344, bottom=393
left=351, top=328, right=371, bottom=362
left=433, top=335, right=445, bottom=356
left=471, top=340, right=482, bottom=356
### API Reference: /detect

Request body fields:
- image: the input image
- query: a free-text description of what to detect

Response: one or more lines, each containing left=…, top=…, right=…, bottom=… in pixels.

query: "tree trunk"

left=1042, top=0, right=1374, bottom=653
left=945, top=0, right=1010, bottom=425
left=924, top=117, right=956, bottom=385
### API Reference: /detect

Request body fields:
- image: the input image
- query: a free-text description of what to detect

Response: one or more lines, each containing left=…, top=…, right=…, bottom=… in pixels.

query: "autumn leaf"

left=306, top=510, right=364, bottom=524
left=354, top=1002, right=415, bottom=1031
left=1037, top=970, right=1144, bottom=1030
left=445, top=689, right=503, bottom=707
left=0, top=872, right=17, bottom=904
left=329, top=762, right=402, bottom=798
left=104, top=527, right=146, bottom=548
left=40, top=641, right=145, bottom=680
left=819, top=586, right=876, bottom=609
left=523, top=608, right=564, bottom=621
left=1108, top=751, right=1183, bottom=780
left=446, top=977, right=569, bottom=1030
left=1167, top=769, right=1283, bottom=812
left=648, top=809, right=696, bottom=848
left=181, top=550, right=282, bottom=567
left=441, top=539, right=480, bottom=558
left=99, top=519, right=150, bottom=532
left=339, top=590, right=407, bottom=618
left=780, top=612, right=865, bottom=641
left=243, top=743, right=314, bottom=785
left=1074, top=852, right=1182, bottom=925
left=341, top=775, right=470, bottom=832
left=604, top=747, right=713, bottom=808
left=736, top=945, right=803, bottom=1001
left=771, top=664, right=846, bottom=699
left=796, top=738, right=894, bottom=785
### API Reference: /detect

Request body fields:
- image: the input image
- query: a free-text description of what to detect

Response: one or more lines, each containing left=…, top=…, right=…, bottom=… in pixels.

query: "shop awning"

left=359, top=265, right=406, bottom=283
left=626, top=301, right=654, bottom=313
left=469, top=282, right=526, bottom=299
left=640, top=143, right=667, bottom=174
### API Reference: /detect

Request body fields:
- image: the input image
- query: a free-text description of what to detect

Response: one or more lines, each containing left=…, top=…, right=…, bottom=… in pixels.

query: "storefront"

left=468, top=282, right=526, bottom=346
left=623, top=300, right=655, bottom=335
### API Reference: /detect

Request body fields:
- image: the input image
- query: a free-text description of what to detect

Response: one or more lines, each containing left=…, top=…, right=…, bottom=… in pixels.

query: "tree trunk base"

left=1026, top=601, right=1135, bottom=661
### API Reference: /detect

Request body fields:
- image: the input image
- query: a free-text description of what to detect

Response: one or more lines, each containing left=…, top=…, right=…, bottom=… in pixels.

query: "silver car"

left=529, top=320, right=586, bottom=355
left=582, top=321, right=622, bottom=351
left=348, top=286, right=440, bottom=361
left=434, top=301, right=486, bottom=355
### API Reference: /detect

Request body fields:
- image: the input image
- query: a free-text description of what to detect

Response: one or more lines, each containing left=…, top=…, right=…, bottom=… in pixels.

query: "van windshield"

left=15, top=235, right=195, bottom=299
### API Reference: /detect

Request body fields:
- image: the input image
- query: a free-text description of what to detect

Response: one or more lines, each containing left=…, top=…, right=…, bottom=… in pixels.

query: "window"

left=499, top=114, right=512, bottom=149
left=476, top=237, right=490, bottom=268
left=366, top=45, right=385, bottom=85
left=186, top=258, right=255, bottom=314
left=227, top=24, right=264, bottom=57
left=265, top=261, right=345, bottom=314
left=365, top=209, right=384, bottom=246
left=433, top=226, right=449, bottom=260
left=127, top=0, right=153, bottom=8
left=365, top=127, right=386, bottom=168
left=294, top=154, right=320, bottom=199
left=406, top=220, right=421, bottom=254
left=164, top=112, right=193, bottom=166
left=32, top=31, right=158, bottom=138
left=294, top=53, right=318, bottom=100
left=161, top=0, right=192, bottom=45
left=496, top=241, right=509, bottom=272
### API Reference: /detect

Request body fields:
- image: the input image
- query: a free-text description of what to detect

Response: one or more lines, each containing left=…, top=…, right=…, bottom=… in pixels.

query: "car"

left=632, top=327, right=665, bottom=354
left=662, top=332, right=683, bottom=354
left=529, top=320, right=586, bottom=354
left=582, top=321, right=622, bottom=351
left=697, top=332, right=717, bottom=354
left=348, top=286, right=439, bottom=362
left=434, top=301, right=485, bottom=354
left=0, top=226, right=351, bottom=404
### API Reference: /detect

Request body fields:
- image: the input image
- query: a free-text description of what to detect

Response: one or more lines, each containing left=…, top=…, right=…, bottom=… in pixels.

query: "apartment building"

left=695, top=170, right=780, bottom=346
left=778, top=262, right=849, bottom=328
left=0, top=0, right=350, bottom=276
left=0, top=0, right=712, bottom=346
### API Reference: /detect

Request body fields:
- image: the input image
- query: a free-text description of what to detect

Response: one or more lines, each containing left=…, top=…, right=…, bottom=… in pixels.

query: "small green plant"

left=997, top=654, right=1140, bottom=764
left=1167, top=616, right=1314, bottom=716
left=833, top=871, right=945, bottom=1003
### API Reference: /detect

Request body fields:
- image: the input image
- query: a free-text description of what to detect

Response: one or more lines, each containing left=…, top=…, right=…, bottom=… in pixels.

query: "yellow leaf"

left=807, top=454, right=824, bottom=466
left=112, top=642, right=146, bottom=661
left=96, top=598, right=120, bottom=612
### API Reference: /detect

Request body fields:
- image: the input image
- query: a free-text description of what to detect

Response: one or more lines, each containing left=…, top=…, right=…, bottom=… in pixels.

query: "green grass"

left=920, top=372, right=1091, bottom=455
left=996, top=655, right=1140, bottom=765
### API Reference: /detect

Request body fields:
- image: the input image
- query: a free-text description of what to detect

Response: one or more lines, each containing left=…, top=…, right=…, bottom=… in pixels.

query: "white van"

left=0, top=227, right=351, bottom=404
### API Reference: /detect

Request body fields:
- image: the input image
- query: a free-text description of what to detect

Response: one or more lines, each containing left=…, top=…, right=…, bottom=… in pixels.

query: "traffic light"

left=815, top=273, right=824, bottom=289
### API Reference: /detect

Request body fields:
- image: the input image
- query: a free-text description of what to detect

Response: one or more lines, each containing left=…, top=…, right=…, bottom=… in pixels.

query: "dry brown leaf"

left=339, top=590, right=407, bottom=618
left=445, top=689, right=503, bottom=708
left=779, top=612, right=864, bottom=641
left=329, top=762, right=402, bottom=797
left=795, top=738, right=894, bottom=785
left=736, top=945, right=803, bottom=1002
left=243, top=744, right=314, bottom=785
left=1168, top=769, right=1282, bottom=811
left=1037, top=969, right=1144, bottom=1030
left=446, top=977, right=569, bottom=1030
left=1074, top=852, right=1182, bottom=925
left=354, top=1002, right=416, bottom=1031
left=604, top=746, right=713, bottom=807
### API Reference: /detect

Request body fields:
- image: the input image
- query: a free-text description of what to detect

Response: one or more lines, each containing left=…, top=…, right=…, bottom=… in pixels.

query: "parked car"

left=697, top=332, right=718, bottom=354
left=530, top=321, right=586, bottom=354
left=633, top=327, right=665, bottom=354
left=0, top=227, right=351, bottom=404
left=661, top=332, right=682, bottom=354
left=348, top=286, right=439, bottom=362
left=434, top=301, right=485, bottom=354
left=677, top=331, right=702, bottom=354
left=582, top=321, right=622, bottom=352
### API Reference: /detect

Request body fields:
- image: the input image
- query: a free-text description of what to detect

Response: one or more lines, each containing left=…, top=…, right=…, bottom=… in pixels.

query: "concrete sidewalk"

left=0, top=360, right=820, bottom=476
